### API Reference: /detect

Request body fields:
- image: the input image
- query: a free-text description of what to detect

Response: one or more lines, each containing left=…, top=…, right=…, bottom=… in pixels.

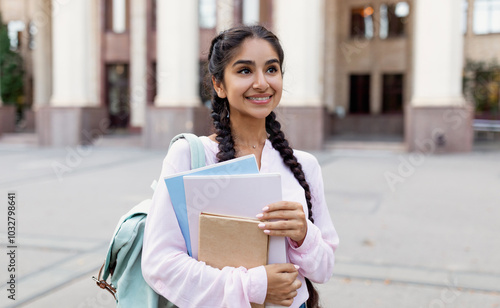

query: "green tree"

left=0, top=14, right=24, bottom=110
left=463, top=59, right=500, bottom=118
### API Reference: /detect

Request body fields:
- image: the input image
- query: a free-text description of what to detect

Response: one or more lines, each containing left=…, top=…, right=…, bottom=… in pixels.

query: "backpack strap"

left=169, top=133, right=206, bottom=169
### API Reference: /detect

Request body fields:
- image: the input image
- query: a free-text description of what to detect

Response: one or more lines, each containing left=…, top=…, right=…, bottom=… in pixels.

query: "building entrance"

left=106, top=64, right=130, bottom=129
left=349, top=74, right=371, bottom=114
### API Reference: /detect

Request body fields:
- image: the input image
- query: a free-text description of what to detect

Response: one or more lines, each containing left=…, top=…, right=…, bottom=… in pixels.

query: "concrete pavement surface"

left=0, top=133, right=499, bottom=308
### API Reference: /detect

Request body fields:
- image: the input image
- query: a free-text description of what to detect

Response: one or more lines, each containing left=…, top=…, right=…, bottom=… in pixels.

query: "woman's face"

left=213, top=38, right=283, bottom=121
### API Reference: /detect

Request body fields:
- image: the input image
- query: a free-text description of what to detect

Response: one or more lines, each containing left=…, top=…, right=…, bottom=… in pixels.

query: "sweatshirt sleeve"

left=286, top=152, right=339, bottom=284
left=142, top=140, right=268, bottom=308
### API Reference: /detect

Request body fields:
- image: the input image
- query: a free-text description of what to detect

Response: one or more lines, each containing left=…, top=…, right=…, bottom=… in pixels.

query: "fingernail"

left=262, top=206, right=269, bottom=211
left=294, top=265, right=300, bottom=270
left=258, top=223, right=265, bottom=228
left=256, top=213, right=263, bottom=218
left=264, top=230, right=270, bottom=234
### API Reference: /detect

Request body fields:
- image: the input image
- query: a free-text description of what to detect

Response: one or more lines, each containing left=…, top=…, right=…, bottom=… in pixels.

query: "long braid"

left=211, top=93, right=236, bottom=162
left=208, top=31, right=238, bottom=163
left=266, top=111, right=320, bottom=308
left=265, top=112, right=314, bottom=223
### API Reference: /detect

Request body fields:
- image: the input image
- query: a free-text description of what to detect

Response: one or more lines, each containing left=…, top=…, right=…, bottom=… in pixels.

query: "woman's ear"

left=212, top=76, right=227, bottom=98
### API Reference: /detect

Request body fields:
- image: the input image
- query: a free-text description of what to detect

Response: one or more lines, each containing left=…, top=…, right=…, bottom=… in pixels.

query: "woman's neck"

left=230, top=116, right=268, bottom=148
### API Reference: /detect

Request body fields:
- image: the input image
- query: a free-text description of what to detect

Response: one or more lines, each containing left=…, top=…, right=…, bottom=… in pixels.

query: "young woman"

left=142, top=25, right=339, bottom=308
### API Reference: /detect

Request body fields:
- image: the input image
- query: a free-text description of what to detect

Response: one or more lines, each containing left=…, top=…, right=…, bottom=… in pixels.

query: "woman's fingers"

left=264, top=264, right=302, bottom=306
left=263, top=201, right=302, bottom=212
left=257, top=201, right=307, bottom=244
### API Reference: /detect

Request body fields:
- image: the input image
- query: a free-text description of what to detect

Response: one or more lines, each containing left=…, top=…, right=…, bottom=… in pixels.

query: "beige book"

left=198, top=212, right=269, bottom=308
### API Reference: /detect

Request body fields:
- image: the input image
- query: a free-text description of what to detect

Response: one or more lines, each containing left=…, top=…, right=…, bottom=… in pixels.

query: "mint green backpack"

left=93, top=133, right=206, bottom=307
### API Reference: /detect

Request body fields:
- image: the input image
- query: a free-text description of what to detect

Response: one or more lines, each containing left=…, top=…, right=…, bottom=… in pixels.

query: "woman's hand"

left=256, top=201, right=307, bottom=246
left=264, top=263, right=302, bottom=306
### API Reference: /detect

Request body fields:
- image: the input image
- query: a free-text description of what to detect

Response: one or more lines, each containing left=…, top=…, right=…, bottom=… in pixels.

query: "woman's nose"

left=253, top=71, right=269, bottom=90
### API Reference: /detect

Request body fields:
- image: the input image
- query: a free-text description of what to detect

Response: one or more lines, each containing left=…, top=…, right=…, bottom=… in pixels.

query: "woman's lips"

left=246, top=95, right=272, bottom=104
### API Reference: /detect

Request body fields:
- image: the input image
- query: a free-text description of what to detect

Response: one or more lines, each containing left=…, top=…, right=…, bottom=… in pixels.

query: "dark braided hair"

left=266, top=111, right=314, bottom=223
left=207, top=25, right=320, bottom=308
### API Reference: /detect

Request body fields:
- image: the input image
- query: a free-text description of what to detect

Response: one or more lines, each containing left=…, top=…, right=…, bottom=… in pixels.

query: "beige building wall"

left=463, top=0, right=500, bottom=63
left=334, top=0, right=413, bottom=116
left=465, top=35, right=500, bottom=62
left=0, top=0, right=25, bottom=21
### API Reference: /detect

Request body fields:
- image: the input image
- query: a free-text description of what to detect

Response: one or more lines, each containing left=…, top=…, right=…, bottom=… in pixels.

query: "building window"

left=106, top=64, right=130, bottom=129
left=382, top=74, right=404, bottom=113
left=473, top=0, right=500, bottom=34
left=351, top=6, right=374, bottom=39
left=105, top=0, right=129, bottom=33
left=243, top=0, right=260, bottom=25
left=349, top=74, right=371, bottom=114
left=380, top=2, right=409, bottom=39
left=199, top=0, right=217, bottom=29
left=7, top=21, right=25, bottom=51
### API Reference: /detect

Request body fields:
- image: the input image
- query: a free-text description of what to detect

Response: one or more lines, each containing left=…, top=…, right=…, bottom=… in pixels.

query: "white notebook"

left=183, top=173, right=287, bottom=265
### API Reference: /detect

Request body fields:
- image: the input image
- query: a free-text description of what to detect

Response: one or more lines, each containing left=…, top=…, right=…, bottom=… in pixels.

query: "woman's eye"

left=267, top=66, right=278, bottom=74
left=238, top=68, right=251, bottom=75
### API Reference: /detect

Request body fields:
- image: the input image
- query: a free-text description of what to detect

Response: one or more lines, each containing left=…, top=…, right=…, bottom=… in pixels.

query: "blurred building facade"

left=0, top=0, right=498, bottom=151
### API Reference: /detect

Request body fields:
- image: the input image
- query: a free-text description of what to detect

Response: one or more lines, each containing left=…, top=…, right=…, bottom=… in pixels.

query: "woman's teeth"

left=248, top=96, right=270, bottom=101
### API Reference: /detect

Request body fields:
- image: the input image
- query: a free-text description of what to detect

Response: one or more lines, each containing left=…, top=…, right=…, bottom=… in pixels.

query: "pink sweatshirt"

left=142, top=136, right=339, bottom=308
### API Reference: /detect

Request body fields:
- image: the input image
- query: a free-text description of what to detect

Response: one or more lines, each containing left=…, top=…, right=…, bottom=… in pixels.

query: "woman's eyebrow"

left=232, top=58, right=280, bottom=67
left=232, top=59, right=254, bottom=67
left=266, top=59, right=279, bottom=66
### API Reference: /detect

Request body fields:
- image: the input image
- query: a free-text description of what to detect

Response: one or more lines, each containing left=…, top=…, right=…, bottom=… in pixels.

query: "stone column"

left=38, top=0, right=106, bottom=146
left=129, top=0, right=147, bottom=130
left=324, top=0, right=338, bottom=113
left=406, top=0, right=473, bottom=153
left=273, top=0, right=325, bottom=150
left=32, top=0, right=52, bottom=131
left=144, top=0, right=209, bottom=149
left=216, top=0, right=234, bottom=33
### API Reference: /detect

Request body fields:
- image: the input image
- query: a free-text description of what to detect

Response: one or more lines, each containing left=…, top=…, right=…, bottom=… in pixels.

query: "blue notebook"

left=164, top=154, right=259, bottom=256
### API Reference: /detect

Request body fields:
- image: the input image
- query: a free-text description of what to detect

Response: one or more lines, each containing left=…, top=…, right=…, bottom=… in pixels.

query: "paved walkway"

left=0, top=133, right=499, bottom=308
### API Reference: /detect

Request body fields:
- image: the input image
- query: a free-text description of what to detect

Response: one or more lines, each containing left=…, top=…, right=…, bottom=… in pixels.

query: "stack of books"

left=164, top=154, right=287, bottom=308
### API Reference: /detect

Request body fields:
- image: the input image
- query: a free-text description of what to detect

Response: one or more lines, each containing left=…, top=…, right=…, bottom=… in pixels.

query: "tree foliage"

left=463, top=59, right=500, bottom=118
left=0, top=14, right=24, bottom=106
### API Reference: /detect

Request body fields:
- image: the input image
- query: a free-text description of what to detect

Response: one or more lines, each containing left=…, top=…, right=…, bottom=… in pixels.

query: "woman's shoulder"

left=168, top=135, right=217, bottom=154
left=292, top=149, right=321, bottom=172
left=165, top=135, right=218, bottom=168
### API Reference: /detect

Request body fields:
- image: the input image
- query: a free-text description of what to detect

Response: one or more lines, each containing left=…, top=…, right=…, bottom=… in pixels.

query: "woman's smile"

left=245, top=94, right=273, bottom=105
